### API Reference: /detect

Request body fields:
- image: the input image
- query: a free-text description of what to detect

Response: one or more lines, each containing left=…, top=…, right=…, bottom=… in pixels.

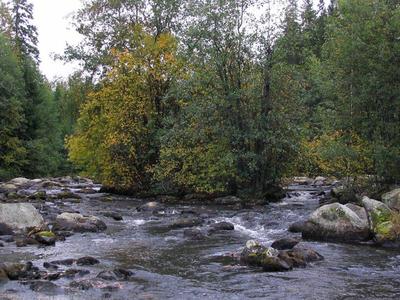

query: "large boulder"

left=301, top=203, right=370, bottom=242
left=0, top=203, right=45, bottom=232
left=381, top=188, right=400, bottom=212
left=53, top=213, right=107, bottom=233
left=362, top=196, right=400, bottom=246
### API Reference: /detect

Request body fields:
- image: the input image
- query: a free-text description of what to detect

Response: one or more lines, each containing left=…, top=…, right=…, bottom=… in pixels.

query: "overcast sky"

left=32, top=0, right=83, bottom=81
left=31, top=0, right=326, bottom=81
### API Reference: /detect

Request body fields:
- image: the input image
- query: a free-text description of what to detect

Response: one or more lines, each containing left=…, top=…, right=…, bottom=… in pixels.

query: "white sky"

left=32, top=0, right=83, bottom=81
left=30, top=0, right=327, bottom=81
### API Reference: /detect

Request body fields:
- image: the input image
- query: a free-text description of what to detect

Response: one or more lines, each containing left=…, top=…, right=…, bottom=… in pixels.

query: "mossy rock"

left=37, top=231, right=56, bottom=238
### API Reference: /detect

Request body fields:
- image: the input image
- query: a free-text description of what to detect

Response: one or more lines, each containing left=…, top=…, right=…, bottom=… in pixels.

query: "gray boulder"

left=381, top=188, right=400, bottom=212
left=0, top=203, right=45, bottom=232
left=301, top=202, right=370, bottom=242
left=53, top=213, right=107, bottom=233
left=362, top=196, right=400, bottom=246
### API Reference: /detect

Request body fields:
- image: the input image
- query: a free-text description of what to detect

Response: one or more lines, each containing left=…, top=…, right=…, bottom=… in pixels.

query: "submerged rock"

left=0, top=203, right=45, bottom=232
left=96, top=268, right=133, bottom=281
left=209, top=221, right=235, bottom=231
left=170, top=216, right=204, bottom=229
left=34, top=231, right=56, bottom=246
left=53, top=213, right=107, bottom=233
left=27, top=281, right=62, bottom=295
left=76, top=256, right=100, bottom=266
left=183, top=228, right=206, bottom=240
left=301, top=202, right=370, bottom=242
left=102, top=211, right=123, bottom=221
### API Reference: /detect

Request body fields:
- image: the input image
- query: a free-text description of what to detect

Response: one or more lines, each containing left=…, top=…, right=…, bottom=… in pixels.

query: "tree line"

left=1, top=0, right=399, bottom=198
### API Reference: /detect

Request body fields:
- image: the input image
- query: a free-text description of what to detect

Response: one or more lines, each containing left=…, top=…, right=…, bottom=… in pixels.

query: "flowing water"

left=1, top=188, right=400, bottom=299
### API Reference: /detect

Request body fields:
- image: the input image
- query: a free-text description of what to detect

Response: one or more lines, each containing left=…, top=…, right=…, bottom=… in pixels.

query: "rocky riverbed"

left=1, top=177, right=400, bottom=299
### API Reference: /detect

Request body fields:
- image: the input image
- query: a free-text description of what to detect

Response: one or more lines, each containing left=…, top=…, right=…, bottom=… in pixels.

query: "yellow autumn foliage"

left=67, top=26, right=183, bottom=190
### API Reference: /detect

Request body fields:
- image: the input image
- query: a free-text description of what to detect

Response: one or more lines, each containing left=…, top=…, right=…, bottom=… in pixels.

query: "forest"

left=1, top=0, right=399, bottom=198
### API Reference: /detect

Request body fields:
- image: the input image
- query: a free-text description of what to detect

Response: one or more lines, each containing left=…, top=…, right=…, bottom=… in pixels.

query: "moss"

left=37, top=231, right=55, bottom=238
left=376, top=221, right=393, bottom=237
left=371, top=209, right=391, bottom=229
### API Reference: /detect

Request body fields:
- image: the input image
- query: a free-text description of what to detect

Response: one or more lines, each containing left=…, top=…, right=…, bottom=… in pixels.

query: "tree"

left=10, top=0, right=39, bottom=63
left=0, top=33, right=27, bottom=179
left=67, top=26, right=183, bottom=191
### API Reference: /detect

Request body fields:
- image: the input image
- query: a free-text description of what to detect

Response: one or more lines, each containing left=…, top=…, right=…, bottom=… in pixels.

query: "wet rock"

left=43, top=272, right=61, bottom=281
left=96, top=268, right=133, bottom=281
left=213, top=196, right=242, bottom=206
left=64, top=269, right=90, bottom=278
left=53, top=213, right=107, bottom=233
left=78, top=188, right=97, bottom=194
left=240, top=240, right=292, bottom=272
left=43, top=262, right=59, bottom=271
left=16, top=236, right=39, bottom=247
left=209, top=221, right=235, bottom=231
left=183, top=228, right=206, bottom=240
left=28, top=281, right=62, bottom=294
left=0, top=242, right=3, bottom=247
left=279, top=247, right=324, bottom=268
left=0, top=235, right=14, bottom=243
left=77, top=256, right=100, bottom=266
left=56, top=191, right=82, bottom=200
left=271, top=238, right=300, bottom=250
left=102, top=211, right=123, bottom=221
left=293, top=177, right=314, bottom=185
left=34, top=231, right=56, bottom=246
left=157, top=195, right=180, bottom=203
left=288, top=220, right=307, bottom=233
left=137, top=201, right=163, bottom=212
left=1, top=262, right=40, bottom=280
left=382, top=188, right=400, bottom=212
left=38, top=180, right=63, bottom=189
left=0, top=203, right=45, bottom=232
left=69, top=279, right=95, bottom=290
left=170, top=216, right=204, bottom=229
left=0, top=183, right=17, bottom=193
left=51, top=259, right=75, bottom=266
left=0, top=268, right=8, bottom=282
left=0, top=223, right=14, bottom=235
left=301, top=203, right=370, bottom=242
left=28, top=191, right=47, bottom=201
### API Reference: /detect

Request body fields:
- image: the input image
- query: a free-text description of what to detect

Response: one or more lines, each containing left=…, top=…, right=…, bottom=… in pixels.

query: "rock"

left=28, top=281, right=62, bottom=294
left=271, top=238, right=300, bottom=250
left=15, top=236, right=39, bottom=247
left=0, top=235, right=14, bottom=243
left=53, top=213, right=107, bottom=233
left=137, top=202, right=163, bottom=212
left=209, top=221, right=235, bottom=231
left=0, top=223, right=15, bottom=235
left=43, top=262, right=59, bottom=271
left=102, top=211, right=123, bottom=221
left=213, top=196, right=242, bottom=206
left=28, top=191, right=47, bottom=200
left=382, top=188, right=400, bottom=212
left=279, top=247, right=324, bottom=268
left=183, top=228, right=206, bottom=240
left=69, top=279, right=95, bottom=290
left=240, top=240, right=292, bottom=272
left=170, top=216, right=204, bottom=229
left=293, top=177, right=313, bottom=185
left=96, top=269, right=133, bottom=281
left=0, top=203, right=45, bottom=232
left=0, top=268, right=8, bottom=282
left=64, top=269, right=90, bottom=278
left=301, top=203, right=370, bottom=242
left=0, top=242, right=3, bottom=247
left=76, top=256, right=100, bottom=266
left=0, top=183, right=17, bottom=193
left=362, top=196, right=400, bottom=246
left=56, top=191, right=81, bottom=200
left=157, top=195, right=180, bottom=203
left=78, top=188, right=97, bottom=194
left=51, top=259, right=75, bottom=266
left=1, top=262, right=40, bottom=280
left=288, top=220, right=307, bottom=233
left=34, top=231, right=56, bottom=246
left=9, top=177, right=31, bottom=187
